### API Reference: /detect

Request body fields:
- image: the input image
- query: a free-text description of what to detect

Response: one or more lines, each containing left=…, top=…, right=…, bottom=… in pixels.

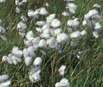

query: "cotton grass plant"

left=0, top=0, right=103, bottom=87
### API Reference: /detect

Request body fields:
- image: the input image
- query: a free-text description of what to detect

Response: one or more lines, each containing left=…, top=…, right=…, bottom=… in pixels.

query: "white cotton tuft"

left=82, top=20, right=87, bottom=26
left=67, top=18, right=80, bottom=28
left=66, top=3, right=77, bottom=14
left=84, top=9, right=100, bottom=20
left=36, top=21, right=45, bottom=26
left=24, top=56, right=33, bottom=66
left=33, top=57, right=42, bottom=66
left=0, top=75, right=9, bottom=82
left=12, top=46, right=23, bottom=58
left=0, top=74, right=11, bottom=87
left=60, top=78, right=70, bottom=87
left=20, top=15, right=28, bottom=22
left=93, top=31, right=99, bottom=38
left=29, top=68, right=41, bottom=83
left=62, top=11, right=70, bottom=16
left=40, top=29, right=51, bottom=39
left=70, top=31, right=81, bottom=38
left=57, top=33, right=68, bottom=43
left=0, top=80, right=11, bottom=87
left=94, top=22, right=102, bottom=30
left=47, top=37, right=57, bottom=48
left=0, top=26, right=6, bottom=34
left=23, top=46, right=35, bottom=58
left=28, top=10, right=35, bottom=17
left=27, top=9, right=39, bottom=18
left=80, top=30, right=87, bottom=36
left=50, top=19, right=61, bottom=28
left=39, top=39, right=47, bottom=47
left=2, top=47, right=22, bottom=65
left=38, top=7, right=48, bottom=16
left=0, top=0, right=6, bottom=3
left=36, top=27, right=42, bottom=33
left=15, top=0, right=27, bottom=6
left=55, top=78, right=70, bottom=87
left=46, top=14, right=56, bottom=23
left=32, top=37, right=40, bottom=49
left=25, top=31, right=34, bottom=40
left=93, top=3, right=101, bottom=8
left=0, top=26, right=6, bottom=40
left=58, top=65, right=66, bottom=76
left=16, top=7, right=21, bottom=14
left=17, top=21, right=27, bottom=31
left=53, top=28, right=62, bottom=36
left=45, top=2, right=49, bottom=7
left=42, top=23, right=50, bottom=30
left=17, top=21, right=27, bottom=37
